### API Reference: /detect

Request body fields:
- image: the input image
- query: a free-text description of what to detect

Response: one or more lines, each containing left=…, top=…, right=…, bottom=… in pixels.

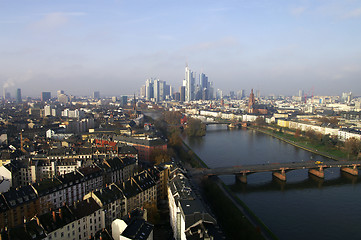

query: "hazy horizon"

left=1, top=0, right=360, bottom=97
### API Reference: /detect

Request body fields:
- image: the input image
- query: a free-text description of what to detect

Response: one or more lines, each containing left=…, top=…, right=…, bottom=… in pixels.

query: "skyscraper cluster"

left=183, top=65, right=213, bottom=101
left=140, top=65, right=214, bottom=102
left=142, top=78, right=172, bottom=102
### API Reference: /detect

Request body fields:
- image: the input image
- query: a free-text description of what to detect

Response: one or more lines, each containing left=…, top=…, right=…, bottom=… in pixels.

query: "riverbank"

left=177, top=139, right=277, bottom=240
left=248, top=125, right=348, bottom=161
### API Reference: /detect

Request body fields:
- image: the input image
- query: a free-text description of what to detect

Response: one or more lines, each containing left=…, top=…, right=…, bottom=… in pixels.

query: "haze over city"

left=1, top=0, right=361, bottom=97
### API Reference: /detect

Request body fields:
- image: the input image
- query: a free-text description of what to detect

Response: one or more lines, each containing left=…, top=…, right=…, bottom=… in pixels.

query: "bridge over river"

left=191, top=160, right=361, bottom=183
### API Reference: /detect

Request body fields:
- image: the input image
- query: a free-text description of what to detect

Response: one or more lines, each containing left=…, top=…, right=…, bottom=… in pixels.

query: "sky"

left=1, top=0, right=361, bottom=98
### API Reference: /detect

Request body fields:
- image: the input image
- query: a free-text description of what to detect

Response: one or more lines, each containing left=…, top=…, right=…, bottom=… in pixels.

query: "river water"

left=184, top=125, right=361, bottom=240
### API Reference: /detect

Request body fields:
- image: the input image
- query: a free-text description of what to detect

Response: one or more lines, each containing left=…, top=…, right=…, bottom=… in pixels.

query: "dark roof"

left=121, top=219, right=153, bottom=240
left=90, top=229, right=114, bottom=240
left=69, top=198, right=101, bottom=219
left=121, top=179, right=142, bottom=199
left=77, top=165, right=102, bottom=179
left=93, top=184, right=125, bottom=205
left=169, top=174, right=195, bottom=200
left=0, top=195, right=9, bottom=213
left=38, top=205, right=75, bottom=233
left=0, top=219, right=46, bottom=240
left=32, top=178, right=63, bottom=196
left=132, top=170, right=156, bottom=191
left=2, top=185, right=37, bottom=209
left=56, top=170, right=83, bottom=185
left=118, top=145, right=138, bottom=154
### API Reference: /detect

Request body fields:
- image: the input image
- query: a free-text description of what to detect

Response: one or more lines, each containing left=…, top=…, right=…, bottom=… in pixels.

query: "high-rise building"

left=120, top=96, right=128, bottom=107
left=58, top=94, right=68, bottom=104
left=237, top=90, right=245, bottom=100
left=184, top=66, right=195, bottom=101
left=200, top=73, right=208, bottom=89
left=153, top=79, right=160, bottom=102
left=41, top=92, right=51, bottom=102
left=180, top=86, right=185, bottom=102
left=341, top=92, right=352, bottom=103
left=216, top=89, right=223, bottom=100
left=140, top=85, right=146, bottom=99
left=230, top=91, right=235, bottom=99
left=93, top=91, right=100, bottom=99
left=145, top=79, right=154, bottom=100
left=16, top=88, right=21, bottom=103
left=144, top=78, right=172, bottom=102
left=57, top=90, right=64, bottom=97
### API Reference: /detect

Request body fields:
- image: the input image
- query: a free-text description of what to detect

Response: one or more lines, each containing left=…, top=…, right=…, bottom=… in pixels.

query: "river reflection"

left=185, top=126, right=361, bottom=240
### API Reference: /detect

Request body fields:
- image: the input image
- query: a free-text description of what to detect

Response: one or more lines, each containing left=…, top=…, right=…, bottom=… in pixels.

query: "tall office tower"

left=237, top=90, right=245, bottom=100
left=58, top=94, right=69, bottom=104
left=185, top=66, right=195, bottom=101
left=16, top=88, right=21, bottom=103
left=140, top=85, right=146, bottom=99
left=341, top=92, right=352, bottom=103
left=159, top=80, right=166, bottom=102
left=93, top=91, right=100, bottom=99
left=41, top=92, right=51, bottom=102
left=180, top=86, right=185, bottom=102
left=164, top=84, right=170, bottom=98
left=241, top=89, right=245, bottom=99
left=57, top=90, right=64, bottom=97
left=153, top=79, right=160, bottom=102
left=298, top=90, right=304, bottom=98
left=174, top=92, right=180, bottom=101
left=216, top=89, right=223, bottom=100
left=230, top=91, right=235, bottom=99
left=120, top=96, right=128, bottom=107
left=256, top=90, right=260, bottom=99
left=199, top=73, right=208, bottom=89
left=145, top=79, right=154, bottom=100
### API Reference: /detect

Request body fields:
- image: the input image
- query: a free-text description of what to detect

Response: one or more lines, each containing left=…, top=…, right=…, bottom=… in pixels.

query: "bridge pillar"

left=272, top=168, right=286, bottom=182
left=308, top=166, right=324, bottom=179
left=341, top=165, right=358, bottom=176
left=236, top=173, right=247, bottom=184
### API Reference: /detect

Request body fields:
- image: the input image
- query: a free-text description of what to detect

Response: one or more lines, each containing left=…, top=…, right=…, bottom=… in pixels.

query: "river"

left=184, top=125, right=361, bottom=240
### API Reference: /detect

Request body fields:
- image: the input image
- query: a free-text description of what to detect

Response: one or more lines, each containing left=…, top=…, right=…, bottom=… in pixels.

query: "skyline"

left=1, top=0, right=361, bottom=97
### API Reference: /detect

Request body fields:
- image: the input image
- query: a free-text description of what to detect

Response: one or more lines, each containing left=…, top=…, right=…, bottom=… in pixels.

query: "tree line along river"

left=184, top=125, right=361, bottom=240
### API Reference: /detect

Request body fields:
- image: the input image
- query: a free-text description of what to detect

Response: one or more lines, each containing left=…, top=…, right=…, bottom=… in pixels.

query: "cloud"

left=343, top=7, right=361, bottom=19
left=290, top=6, right=306, bottom=16
left=29, top=12, right=86, bottom=31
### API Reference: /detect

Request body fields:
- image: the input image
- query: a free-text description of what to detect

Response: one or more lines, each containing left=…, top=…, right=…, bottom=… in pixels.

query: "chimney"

left=52, top=211, right=56, bottom=222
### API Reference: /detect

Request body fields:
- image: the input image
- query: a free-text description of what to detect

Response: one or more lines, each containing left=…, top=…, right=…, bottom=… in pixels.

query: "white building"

left=0, top=163, right=12, bottom=192
left=168, top=173, right=219, bottom=240
left=338, top=129, right=361, bottom=142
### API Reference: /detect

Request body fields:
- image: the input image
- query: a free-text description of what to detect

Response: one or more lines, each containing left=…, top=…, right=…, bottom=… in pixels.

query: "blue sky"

left=1, top=0, right=361, bottom=97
